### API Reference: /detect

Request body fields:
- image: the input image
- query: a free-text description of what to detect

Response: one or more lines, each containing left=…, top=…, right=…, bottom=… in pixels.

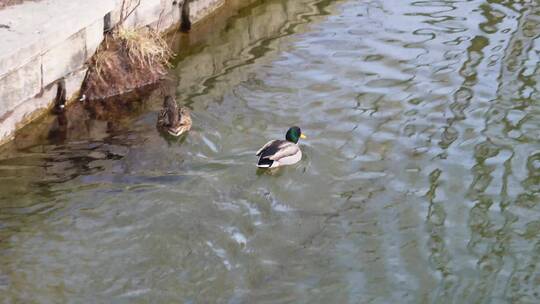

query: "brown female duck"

left=157, top=95, right=192, bottom=136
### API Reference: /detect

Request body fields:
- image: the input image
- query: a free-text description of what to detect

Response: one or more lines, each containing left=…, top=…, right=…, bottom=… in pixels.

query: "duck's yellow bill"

left=300, top=134, right=307, bottom=139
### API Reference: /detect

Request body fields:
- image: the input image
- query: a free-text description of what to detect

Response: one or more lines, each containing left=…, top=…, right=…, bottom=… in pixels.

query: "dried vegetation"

left=81, top=0, right=174, bottom=100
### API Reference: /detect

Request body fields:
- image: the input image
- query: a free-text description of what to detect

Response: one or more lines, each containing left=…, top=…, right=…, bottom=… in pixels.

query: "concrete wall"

left=0, top=0, right=226, bottom=146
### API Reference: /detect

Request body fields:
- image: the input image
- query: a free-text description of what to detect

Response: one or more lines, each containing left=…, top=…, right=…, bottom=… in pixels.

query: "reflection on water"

left=1, top=0, right=540, bottom=302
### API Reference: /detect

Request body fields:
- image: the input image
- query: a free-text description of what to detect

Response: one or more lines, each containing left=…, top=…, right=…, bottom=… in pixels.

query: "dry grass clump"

left=116, top=26, right=172, bottom=69
left=82, top=26, right=173, bottom=101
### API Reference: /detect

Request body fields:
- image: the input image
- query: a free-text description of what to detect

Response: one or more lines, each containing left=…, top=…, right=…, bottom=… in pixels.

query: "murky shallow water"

left=1, top=0, right=540, bottom=302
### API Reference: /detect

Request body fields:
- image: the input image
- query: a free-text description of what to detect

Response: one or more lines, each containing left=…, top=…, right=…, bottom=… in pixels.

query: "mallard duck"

left=157, top=95, right=192, bottom=136
left=256, top=126, right=307, bottom=168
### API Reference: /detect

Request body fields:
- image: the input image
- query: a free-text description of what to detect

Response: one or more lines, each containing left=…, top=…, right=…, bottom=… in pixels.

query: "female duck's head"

left=285, top=126, right=307, bottom=143
left=163, top=95, right=177, bottom=110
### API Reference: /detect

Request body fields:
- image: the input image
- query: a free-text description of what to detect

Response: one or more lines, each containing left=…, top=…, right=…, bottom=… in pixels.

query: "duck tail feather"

left=257, top=157, right=273, bottom=168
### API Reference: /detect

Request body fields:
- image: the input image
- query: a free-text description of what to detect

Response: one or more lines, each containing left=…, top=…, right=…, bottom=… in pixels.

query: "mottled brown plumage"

left=157, top=96, right=192, bottom=136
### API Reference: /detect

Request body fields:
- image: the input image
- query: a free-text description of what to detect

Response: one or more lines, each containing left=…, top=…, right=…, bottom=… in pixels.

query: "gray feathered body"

left=256, top=140, right=302, bottom=168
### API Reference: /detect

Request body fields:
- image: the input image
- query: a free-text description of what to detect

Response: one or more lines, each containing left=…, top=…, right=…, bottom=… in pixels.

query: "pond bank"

left=0, top=0, right=233, bottom=146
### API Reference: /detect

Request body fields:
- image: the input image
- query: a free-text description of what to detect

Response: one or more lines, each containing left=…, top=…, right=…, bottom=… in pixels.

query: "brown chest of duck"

left=157, top=96, right=192, bottom=136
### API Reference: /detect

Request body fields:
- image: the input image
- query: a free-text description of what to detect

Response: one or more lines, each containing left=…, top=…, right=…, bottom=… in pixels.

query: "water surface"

left=1, top=0, right=540, bottom=302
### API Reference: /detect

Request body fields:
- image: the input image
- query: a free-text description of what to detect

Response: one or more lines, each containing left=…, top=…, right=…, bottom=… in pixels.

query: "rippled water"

left=1, top=0, right=540, bottom=302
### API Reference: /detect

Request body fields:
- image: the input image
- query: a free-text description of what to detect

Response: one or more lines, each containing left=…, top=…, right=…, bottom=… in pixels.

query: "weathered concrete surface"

left=0, top=0, right=231, bottom=146
left=0, top=0, right=114, bottom=145
left=119, top=0, right=226, bottom=31
left=190, top=0, right=225, bottom=23
left=41, top=29, right=86, bottom=86
left=0, top=56, right=41, bottom=113
left=0, top=0, right=114, bottom=76
left=0, top=68, right=87, bottom=143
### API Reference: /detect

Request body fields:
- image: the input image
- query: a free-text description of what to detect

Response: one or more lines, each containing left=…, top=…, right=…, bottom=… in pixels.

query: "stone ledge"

left=0, top=67, right=87, bottom=146
left=0, top=56, right=41, bottom=118
left=0, top=77, right=57, bottom=145
left=0, top=0, right=114, bottom=77
left=191, top=0, right=225, bottom=24
left=41, top=28, right=87, bottom=86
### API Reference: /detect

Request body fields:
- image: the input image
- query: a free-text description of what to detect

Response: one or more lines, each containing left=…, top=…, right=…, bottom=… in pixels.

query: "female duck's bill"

left=256, top=126, right=306, bottom=168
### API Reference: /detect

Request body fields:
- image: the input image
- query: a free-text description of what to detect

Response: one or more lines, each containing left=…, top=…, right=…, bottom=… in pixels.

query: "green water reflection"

left=1, top=0, right=539, bottom=302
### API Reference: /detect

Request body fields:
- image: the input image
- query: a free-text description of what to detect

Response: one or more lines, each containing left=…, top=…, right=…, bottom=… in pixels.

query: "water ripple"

left=1, top=0, right=540, bottom=302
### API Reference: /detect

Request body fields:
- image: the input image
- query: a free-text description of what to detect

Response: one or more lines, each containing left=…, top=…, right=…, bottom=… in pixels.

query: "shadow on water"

left=1, top=0, right=540, bottom=302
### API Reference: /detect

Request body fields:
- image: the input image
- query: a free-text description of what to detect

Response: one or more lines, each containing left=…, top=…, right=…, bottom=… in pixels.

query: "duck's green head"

left=285, top=126, right=307, bottom=143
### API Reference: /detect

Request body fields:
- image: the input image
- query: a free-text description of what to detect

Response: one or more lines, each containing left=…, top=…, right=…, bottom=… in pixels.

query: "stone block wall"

left=0, top=0, right=227, bottom=146
left=0, top=0, right=114, bottom=145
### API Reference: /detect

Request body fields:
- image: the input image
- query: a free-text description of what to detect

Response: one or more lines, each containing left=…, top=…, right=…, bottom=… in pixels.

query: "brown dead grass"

left=81, top=26, right=173, bottom=101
